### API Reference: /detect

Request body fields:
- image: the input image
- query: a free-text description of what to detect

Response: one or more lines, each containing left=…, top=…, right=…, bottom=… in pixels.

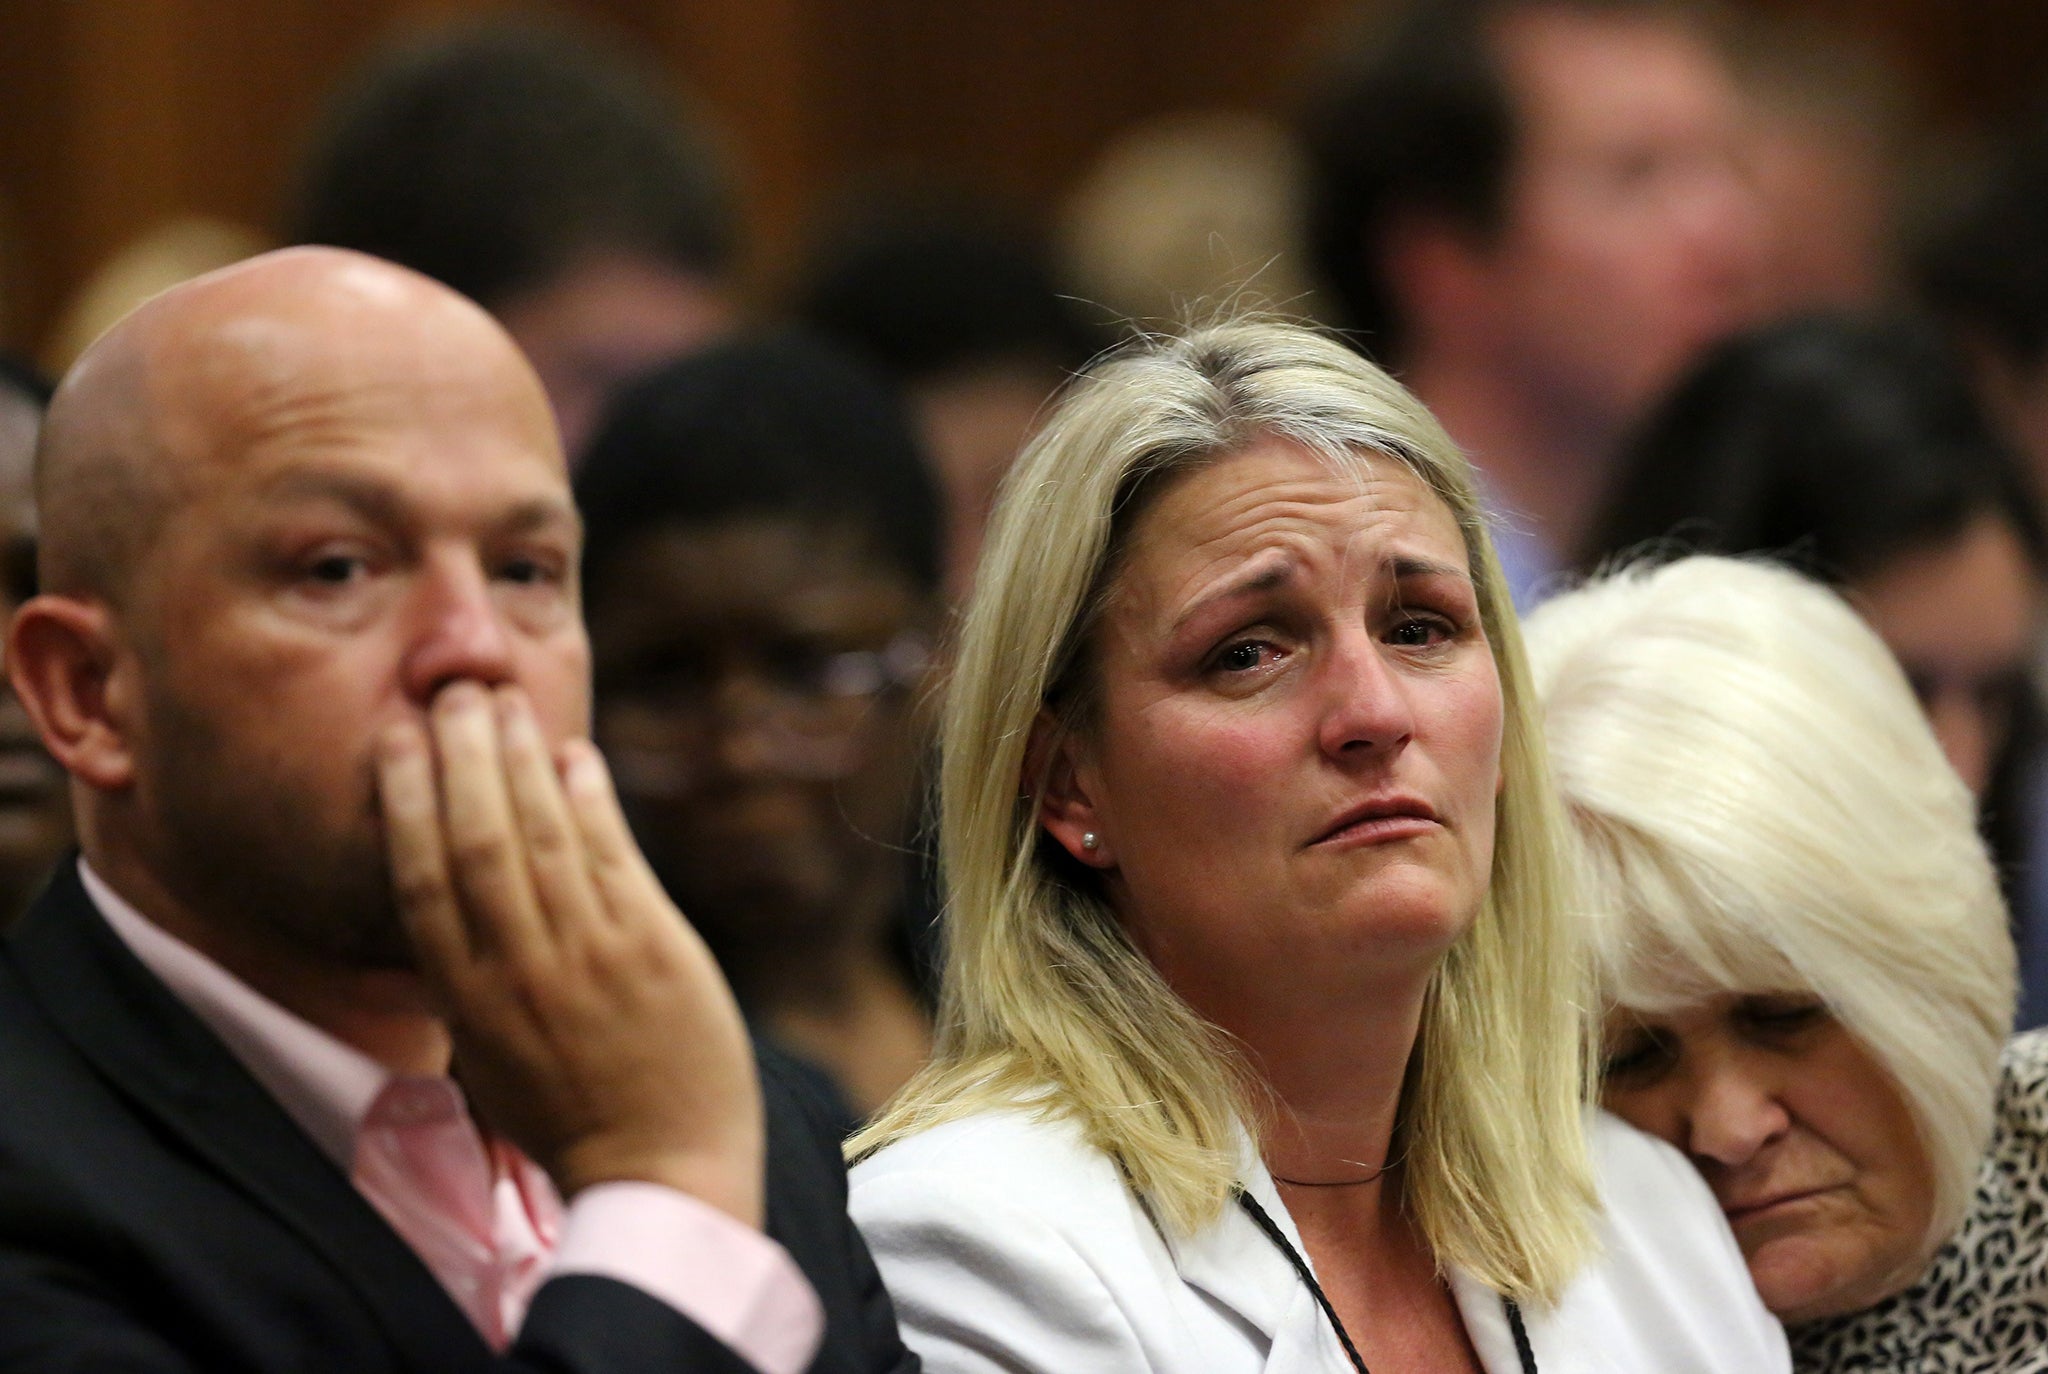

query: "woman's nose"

left=1683, top=1057, right=1792, bottom=1168
left=1318, top=632, right=1416, bottom=759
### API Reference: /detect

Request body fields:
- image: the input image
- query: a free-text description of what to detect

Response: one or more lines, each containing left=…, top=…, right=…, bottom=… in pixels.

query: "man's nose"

left=1318, top=630, right=1416, bottom=760
left=1683, top=1055, right=1792, bottom=1168
left=399, top=557, right=517, bottom=704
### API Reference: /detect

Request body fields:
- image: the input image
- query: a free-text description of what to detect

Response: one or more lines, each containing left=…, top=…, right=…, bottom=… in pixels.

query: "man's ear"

left=8, top=595, right=136, bottom=791
left=1023, top=709, right=1114, bottom=868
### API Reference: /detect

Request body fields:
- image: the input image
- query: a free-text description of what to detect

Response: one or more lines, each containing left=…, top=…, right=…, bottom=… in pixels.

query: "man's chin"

left=343, top=909, right=424, bottom=975
left=348, top=962, right=439, bottom=1016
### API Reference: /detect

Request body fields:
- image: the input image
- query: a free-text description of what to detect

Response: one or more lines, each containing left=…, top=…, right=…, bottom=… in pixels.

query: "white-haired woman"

left=845, top=321, right=1787, bottom=1371
left=1526, top=555, right=2045, bottom=1371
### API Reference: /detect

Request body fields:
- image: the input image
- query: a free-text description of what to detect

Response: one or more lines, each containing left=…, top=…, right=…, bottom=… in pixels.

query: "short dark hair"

left=793, top=209, right=1106, bottom=385
left=1920, top=111, right=2048, bottom=373
left=1580, top=312, right=2048, bottom=904
left=1581, top=313, right=2048, bottom=583
left=288, top=15, right=733, bottom=311
left=576, top=333, right=943, bottom=602
left=1303, top=0, right=1692, bottom=364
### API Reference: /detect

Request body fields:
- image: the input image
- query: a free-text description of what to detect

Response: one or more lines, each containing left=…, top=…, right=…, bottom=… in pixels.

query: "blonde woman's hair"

left=851, top=318, right=1596, bottom=1302
left=1525, top=555, right=2015, bottom=1258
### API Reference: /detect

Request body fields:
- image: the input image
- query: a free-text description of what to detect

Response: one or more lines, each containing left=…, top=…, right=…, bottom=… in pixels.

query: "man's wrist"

left=551, top=1139, right=767, bottom=1229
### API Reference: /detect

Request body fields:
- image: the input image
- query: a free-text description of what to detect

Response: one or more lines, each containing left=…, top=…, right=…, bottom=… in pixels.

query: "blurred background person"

left=40, top=217, right=269, bottom=376
left=287, top=14, right=739, bottom=459
left=1919, top=105, right=2048, bottom=502
left=1304, top=0, right=1772, bottom=608
left=1528, top=556, right=2037, bottom=1369
left=792, top=200, right=1106, bottom=602
left=577, top=334, right=941, bottom=1124
left=1057, top=109, right=1323, bottom=328
left=1730, top=12, right=1915, bottom=314
left=1577, top=315, right=2048, bottom=1021
left=0, top=356, right=68, bottom=923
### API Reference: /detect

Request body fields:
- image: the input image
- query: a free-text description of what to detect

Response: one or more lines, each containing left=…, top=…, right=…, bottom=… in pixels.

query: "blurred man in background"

left=289, top=15, right=739, bottom=460
left=1307, top=0, right=1771, bottom=605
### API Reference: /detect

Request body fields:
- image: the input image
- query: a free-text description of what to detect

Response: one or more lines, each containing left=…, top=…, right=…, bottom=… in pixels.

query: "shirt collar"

left=80, top=859, right=390, bottom=1171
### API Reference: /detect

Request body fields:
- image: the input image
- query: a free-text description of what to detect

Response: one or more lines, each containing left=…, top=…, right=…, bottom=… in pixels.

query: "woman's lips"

left=1722, top=1186, right=1832, bottom=1225
left=1311, top=797, right=1442, bottom=847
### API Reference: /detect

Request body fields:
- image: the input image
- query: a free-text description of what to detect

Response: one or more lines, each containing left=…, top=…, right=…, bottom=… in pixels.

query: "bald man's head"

left=12, top=244, right=586, bottom=969
left=36, top=247, right=560, bottom=607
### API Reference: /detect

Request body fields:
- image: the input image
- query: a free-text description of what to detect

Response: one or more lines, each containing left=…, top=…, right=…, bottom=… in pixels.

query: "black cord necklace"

left=1235, top=1190, right=1538, bottom=1374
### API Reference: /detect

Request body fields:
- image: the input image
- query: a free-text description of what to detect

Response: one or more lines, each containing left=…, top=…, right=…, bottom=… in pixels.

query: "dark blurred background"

left=1, top=0, right=2043, bottom=362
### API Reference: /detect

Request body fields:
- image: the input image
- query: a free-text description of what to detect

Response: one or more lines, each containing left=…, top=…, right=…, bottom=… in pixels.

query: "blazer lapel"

left=1158, top=1142, right=1353, bottom=1372
left=4, top=864, right=490, bottom=1374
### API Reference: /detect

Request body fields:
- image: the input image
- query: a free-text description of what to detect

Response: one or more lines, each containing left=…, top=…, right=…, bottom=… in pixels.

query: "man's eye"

left=305, top=555, right=365, bottom=585
left=498, top=549, right=572, bottom=588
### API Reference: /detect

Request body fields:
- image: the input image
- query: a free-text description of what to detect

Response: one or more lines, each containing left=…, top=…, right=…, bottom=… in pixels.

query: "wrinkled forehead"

left=1125, top=438, right=1477, bottom=567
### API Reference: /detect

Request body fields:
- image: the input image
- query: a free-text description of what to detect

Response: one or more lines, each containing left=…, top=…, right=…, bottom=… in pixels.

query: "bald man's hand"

left=376, top=682, right=765, bottom=1227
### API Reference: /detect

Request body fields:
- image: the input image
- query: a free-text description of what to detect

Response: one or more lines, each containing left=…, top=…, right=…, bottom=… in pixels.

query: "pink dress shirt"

left=81, top=862, right=824, bottom=1374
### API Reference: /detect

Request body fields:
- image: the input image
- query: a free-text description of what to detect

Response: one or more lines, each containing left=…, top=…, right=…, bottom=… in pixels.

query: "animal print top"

left=1788, top=1029, right=2048, bottom=1372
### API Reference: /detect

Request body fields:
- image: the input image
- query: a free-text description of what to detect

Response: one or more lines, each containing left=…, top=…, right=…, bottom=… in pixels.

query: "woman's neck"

left=1236, top=985, right=1484, bottom=1374
left=1196, top=963, right=1432, bottom=1188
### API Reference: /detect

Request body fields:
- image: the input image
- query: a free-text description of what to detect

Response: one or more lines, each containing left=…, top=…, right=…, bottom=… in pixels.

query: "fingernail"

left=564, top=741, right=607, bottom=796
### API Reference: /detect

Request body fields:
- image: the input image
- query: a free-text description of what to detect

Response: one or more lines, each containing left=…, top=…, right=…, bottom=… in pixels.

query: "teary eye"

left=1215, top=640, right=1283, bottom=673
left=1387, top=615, right=1450, bottom=647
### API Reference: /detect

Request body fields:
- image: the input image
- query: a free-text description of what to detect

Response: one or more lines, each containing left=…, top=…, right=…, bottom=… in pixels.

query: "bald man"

left=0, top=248, right=915, bottom=1374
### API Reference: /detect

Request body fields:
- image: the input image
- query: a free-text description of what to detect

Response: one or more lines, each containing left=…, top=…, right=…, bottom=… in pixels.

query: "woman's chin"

left=1750, top=1235, right=1911, bottom=1327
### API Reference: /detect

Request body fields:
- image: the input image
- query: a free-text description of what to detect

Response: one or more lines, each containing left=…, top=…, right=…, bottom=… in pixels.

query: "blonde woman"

left=847, top=321, right=1786, bottom=1372
left=1527, top=556, right=2042, bottom=1371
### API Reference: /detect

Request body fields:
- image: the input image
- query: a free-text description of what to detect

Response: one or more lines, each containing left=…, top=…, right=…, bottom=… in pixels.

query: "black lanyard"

left=1235, top=1190, right=1539, bottom=1374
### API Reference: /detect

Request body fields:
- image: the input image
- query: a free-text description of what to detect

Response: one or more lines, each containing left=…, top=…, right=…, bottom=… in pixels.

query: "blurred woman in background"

left=578, top=334, right=940, bottom=1123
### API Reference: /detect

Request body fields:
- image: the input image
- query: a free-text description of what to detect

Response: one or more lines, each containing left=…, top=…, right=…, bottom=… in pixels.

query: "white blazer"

left=850, top=1108, right=1790, bottom=1373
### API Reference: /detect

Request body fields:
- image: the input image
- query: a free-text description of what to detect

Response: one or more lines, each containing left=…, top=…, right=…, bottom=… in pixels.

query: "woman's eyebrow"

left=1169, top=557, right=1294, bottom=633
left=1387, top=554, right=1470, bottom=582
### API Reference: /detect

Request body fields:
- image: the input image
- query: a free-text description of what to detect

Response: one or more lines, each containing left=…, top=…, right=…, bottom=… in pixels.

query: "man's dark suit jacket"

left=0, top=862, right=918, bottom=1374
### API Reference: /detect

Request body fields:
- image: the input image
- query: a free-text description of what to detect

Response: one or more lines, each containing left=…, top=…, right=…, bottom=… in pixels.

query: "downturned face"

left=1601, top=994, right=1937, bottom=1322
left=1048, top=438, right=1504, bottom=1019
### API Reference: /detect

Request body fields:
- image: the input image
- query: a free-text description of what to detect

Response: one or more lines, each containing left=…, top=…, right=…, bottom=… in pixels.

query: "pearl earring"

left=1081, top=832, right=1100, bottom=852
